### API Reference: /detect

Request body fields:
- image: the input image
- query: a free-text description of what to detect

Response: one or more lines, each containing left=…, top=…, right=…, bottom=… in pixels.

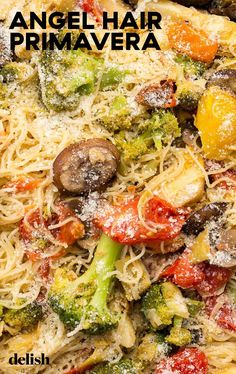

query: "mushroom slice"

left=182, top=202, right=228, bottom=236
left=207, top=69, right=236, bottom=97
left=209, top=227, right=236, bottom=268
left=53, top=139, right=120, bottom=194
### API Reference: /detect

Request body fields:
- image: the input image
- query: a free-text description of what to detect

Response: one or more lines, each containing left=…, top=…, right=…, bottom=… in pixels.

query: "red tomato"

left=56, top=204, right=85, bottom=245
left=205, top=297, right=236, bottom=332
left=155, top=348, right=208, bottom=374
left=94, top=195, right=189, bottom=245
left=77, top=0, right=102, bottom=21
left=161, top=254, right=205, bottom=288
left=20, top=205, right=84, bottom=263
left=4, top=177, right=40, bottom=192
left=195, top=264, right=231, bottom=297
left=161, top=252, right=231, bottom=295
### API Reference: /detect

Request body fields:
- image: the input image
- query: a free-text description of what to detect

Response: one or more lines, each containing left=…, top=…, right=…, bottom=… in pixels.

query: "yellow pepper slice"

left=195, top=86, right=236, bottom=160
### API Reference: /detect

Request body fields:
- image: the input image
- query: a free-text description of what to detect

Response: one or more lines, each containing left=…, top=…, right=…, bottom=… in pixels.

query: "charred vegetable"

left=53, top=139, right=120, bottom=194
left=183, top=202, right=227, bottom=235
left=136, top=80, right=176, bottom=109
left=209, top=0, right=236, bottom=21
left=207, top=69, right=236, bottom=97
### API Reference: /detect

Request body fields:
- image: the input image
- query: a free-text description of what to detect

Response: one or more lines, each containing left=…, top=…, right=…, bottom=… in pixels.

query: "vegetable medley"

left=0, top=0, right=236, bottom=373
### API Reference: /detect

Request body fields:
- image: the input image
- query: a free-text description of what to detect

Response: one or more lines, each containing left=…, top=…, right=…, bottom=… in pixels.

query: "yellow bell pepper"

left=189, top=229, right=211, bottom=264
left=195, top=86, right=236, bottom=160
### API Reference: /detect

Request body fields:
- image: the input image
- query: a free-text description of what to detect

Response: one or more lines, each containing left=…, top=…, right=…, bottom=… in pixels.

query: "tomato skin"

left=56, top=204, right=85, bottom=245
left=95, top=196, right=189, bottom=245
left=161, top=252, right=231, bottom=295
left=77, top=0, right=102, bottom=21
left=195, top=264, right=231, bottom=297
left=155, top=347, right=208, bottom=374
left=19, top=205, right=84, bottom=263
left=161, top=254, right=205, bottom=288
left=205, top=297, right=236, bottom=332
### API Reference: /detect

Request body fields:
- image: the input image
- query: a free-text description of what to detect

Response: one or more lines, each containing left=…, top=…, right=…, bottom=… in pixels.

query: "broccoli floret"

left=49, top=234, right=123, bottom=333
left=174, top=54, right=207, bottom=79
left=141, top=284, right=174, bottom=330
left=165, top=317, right=192, bottom=347
left=3, top=302, right=43, bottom=331
left=141, top=282, right=189, bottom=330
left=186, top=299, right=204, bottom=317
left=115, top=109, right=180, bottom=162
left=100, top=95, right=133, bottom=132
left=88, top=359, right=142, bottom=374
left=100, top=67, right=126, bottom=90
left=115, top=131, right=152, bottom=162
left=39, top=48, right=101, bottom=111
left=176, top=83, right=203, bottom=111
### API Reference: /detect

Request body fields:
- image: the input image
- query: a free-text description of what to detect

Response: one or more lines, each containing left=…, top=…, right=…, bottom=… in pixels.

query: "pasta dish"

left=0, top=0, right=236, bottom=373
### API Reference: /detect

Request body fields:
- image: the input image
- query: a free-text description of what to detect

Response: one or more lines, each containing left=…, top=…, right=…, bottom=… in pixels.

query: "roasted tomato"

left=95, top=195, right=189, bottom=245
left=155, top=347, right=208, bottom=374
left=205, top=296, right=236, bottom=332
left=161, top=251, right=231, bottom=296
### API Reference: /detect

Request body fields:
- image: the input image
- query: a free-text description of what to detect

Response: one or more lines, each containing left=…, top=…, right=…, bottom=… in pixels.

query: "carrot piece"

left=167, top=21, right=218, bottom=63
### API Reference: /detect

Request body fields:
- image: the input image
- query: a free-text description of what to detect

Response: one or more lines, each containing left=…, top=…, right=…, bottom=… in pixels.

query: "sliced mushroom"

left=0, top=27, right=12, bottom=67
left=182, top=202, right=228, bottom=236
left=53, top=139, right=120, bottom=194
left=207, top=69, right=236, bottom=97
left=136, top=80, right=176, bottom=109
left=209, top=0, right=236, bottom=21
left=209, top=227, right=236, bottom=268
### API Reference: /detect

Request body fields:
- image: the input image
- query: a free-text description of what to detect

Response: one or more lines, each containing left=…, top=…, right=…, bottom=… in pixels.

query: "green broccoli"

left=100, top=95, right=133, bottom=132
left=3, top=302, right=43, bottom=331
left=176, top=82, right=203, bottom=111
left=141, top=282, right=189, bottom=330
left=186, top=298, right=204, bottom=317
left=39, top=48, right=101, bottom=111
left=49, top=234, right=124, bottom=333
left=115, top=109, right=180, bottom=162
left=88, top=358, right=142, bottom=374
left=165, top=317, right=192, bottom=347
left=174, top=53, right=207, bottom=79
left=100, top=67, right=126, bottom=90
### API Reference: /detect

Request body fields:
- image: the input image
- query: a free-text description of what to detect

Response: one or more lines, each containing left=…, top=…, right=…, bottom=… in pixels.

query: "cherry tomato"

left=161, top=251, right=231, bottom=295
left=205, top=297, right=236, bottom=332
left=155, top=347, right=208, bottom=374
left=195, top=264, right=231, bottom=297
left=95, top=195, right=189, bottom=245
left=161, top=254, right=205, bottom=288
left=77, top=0, right=102, bottom=21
